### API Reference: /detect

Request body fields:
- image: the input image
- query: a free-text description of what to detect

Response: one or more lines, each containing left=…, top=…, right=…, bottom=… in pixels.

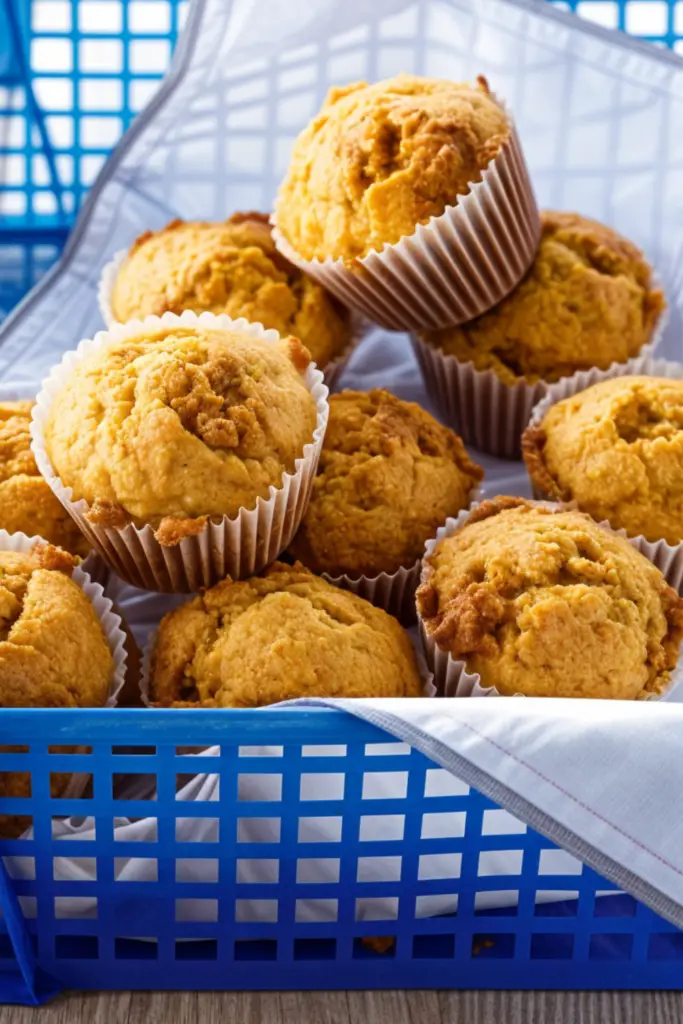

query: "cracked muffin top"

left=417, top=497, right=683, bottom=699
left=149, top=561, right=423, bottom=706
left=43, top=325, right=318, bottom=541
left=0, top=544, right=113, bottom=707
left=421, top=211, right=665, bottom=385
left=110, top=213, right=352, bottom=369
left=274, top=73, right=509, bottom=261
left=0, top=401, right=89, bottom=557
left=289, top=389, right=483, bottom=577
left=523, top=376, right=683, bottom=546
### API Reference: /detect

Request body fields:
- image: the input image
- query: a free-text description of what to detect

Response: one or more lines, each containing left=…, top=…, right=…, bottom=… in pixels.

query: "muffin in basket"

left=417, top=498, right=683, bottom=700
left=148, top=561, right=424, bottom=706
left=523, top=376, right=683, bottom=547
left=107, top=213, right=353, bottom=378
left=289, top=389, right=482, bottom=619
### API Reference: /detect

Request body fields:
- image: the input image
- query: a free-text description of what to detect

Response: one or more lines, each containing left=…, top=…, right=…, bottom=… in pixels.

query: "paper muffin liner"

left=418, top=500, right=683, bottom=701
left=271, top=97, right=540, bottom=333
left=99, top=248, right=367, bottom=391
left=410, top=297, right=667, bottom=459
left=31, top=311, right=329, bottom=593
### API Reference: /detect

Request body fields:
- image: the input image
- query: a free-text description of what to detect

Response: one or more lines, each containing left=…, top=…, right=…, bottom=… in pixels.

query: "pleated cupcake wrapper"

left=322, top=485, right=483, bottom=625
left=31, top=310, right=329, bottom=594
left=410, top=298, right=667, bottom=459
left=99, top=248, right=366, bottom=391
left=418, top=500, right=683, bottom=701
left=271, top=97, right=540, bottom=332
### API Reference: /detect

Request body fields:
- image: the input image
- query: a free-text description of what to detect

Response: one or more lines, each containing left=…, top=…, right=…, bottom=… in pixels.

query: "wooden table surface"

left=2, top=990, right=682, bottom=1022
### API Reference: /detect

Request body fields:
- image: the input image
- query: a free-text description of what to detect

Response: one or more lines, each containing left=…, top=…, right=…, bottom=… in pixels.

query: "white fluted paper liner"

left=30, top=311, right=329, bottom=593
left=410, top=299, right=667, bottom=459
left=418, top=501, right=683, bottom=701
left=524, top=355, right=683, bottom=593
left=99, top=248, right=367, bottom=391
left=272, top=99, right=540, bottom=333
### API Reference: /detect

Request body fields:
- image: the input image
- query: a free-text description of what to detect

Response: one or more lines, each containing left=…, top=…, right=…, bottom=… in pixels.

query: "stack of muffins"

left=0, top=66, right=679, bottom=778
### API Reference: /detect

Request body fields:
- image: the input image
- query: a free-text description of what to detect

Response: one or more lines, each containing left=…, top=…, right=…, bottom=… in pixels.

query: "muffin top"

left=275, top=73, right=509, bottom=262
left=0, top=401, right=89, bottom=557
left=150, top=561, right=423, bottom=706
left=524, top=376, right=683, bottom=546
left=43, top=325, right=318, bottom=540
left=289, top=389, right=483, bottom=577
left=0, top=544, right=113, bottom=707
left=111, top=213, right=352, bottom=369
left=422, top=211, right=665, bottom=385
left=417, top=497, right=683, bottom=699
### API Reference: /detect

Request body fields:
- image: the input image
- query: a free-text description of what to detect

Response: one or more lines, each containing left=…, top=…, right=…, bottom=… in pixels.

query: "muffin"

left=523, top=376, right=683, bottom=546
left=109, top=213, right=353, bottom=371
left=41, top=323, right=318, bottom=541
left=290, top=389, right=483, bottom=577
left=0, top=400, right=89, bottom=556
left=417, top=497, right=683, bottom=699
left=422, top=211, right=665, bottom=386
left=148, top=561, right=423, bottom=706
left=274, top=74, right=510, bottom=262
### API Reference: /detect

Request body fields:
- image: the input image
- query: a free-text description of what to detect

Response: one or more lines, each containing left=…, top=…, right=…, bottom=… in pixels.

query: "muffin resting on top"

left=0, top=401, right=89, bottom=557
left=275, top=74, right=510, bottom=262
left=524, top=376, right=683, bottom=546
left=422, top=211, right=665, bottom=385
left=149, top=561, right=423, bottom=706
left=289, top=389, right=483, bottom=577
left=110, top=213, right=352, bottom=369
left=43, top=325, right=318, bottom=543
left=417, top=497, right=683, bottom=699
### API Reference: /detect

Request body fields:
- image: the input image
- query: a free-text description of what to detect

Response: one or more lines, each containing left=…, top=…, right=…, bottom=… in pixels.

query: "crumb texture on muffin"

left=150, top=561, right=423, bottom=706
left=524, top=376, right=683, bottom=545
left=111, top=214, right=351, bottom=368
left=290, top=389, right=483, bottom=577
left=275, top=74, right=509, bottom=262
left=417, top=497, right=683, bottom=699
left=43, top=326, right=318, bottom=531
left=423, top=211, right=665, bottom=384
left=0, top=401, right=89, bottom=556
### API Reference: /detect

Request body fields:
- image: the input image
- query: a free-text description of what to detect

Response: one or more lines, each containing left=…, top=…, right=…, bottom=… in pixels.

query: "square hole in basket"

left=235, top=939, right=277, bottom=961
left=482, top=809, right=527, bottom=836
left=18, top=897, right=36, bottom=920
left=302, top=745, right=346, bottom=757
left=176, top=899, right=217, bottom=923
left=300, top=773, right=345, bottom=801
left=531, top=934, right=574, bottom=960
left=114, top=858, right=158, bottom=882
left=176, top=939, right=218, bottom=961
left=113, top=774, right=156, bottom=800
left=114, top=818, right=157, bottom=842
left=53, top=816, right=94, bottom=839
left=176, top=858, right=218, bottom=883
left=296, top=898, right=339, bottom=923
left=475, top=891, right=519, bottom=916
left=294, top=938, right=336, bottom=960
left=594, top=893, right=637, bottom=918
left=424, top=769, right=469, bottom=798
left=589, top=934, right=634, bottom=961
left=472, top=934, right=515, bottom=959
left=112, top=746, right=155, bottom=756
left=421, top=811, right=466, bottom=840
left=538, top=849, right=583, bottom=876
left=55, top=896, right=97, bottom=920
left=174, top=818, right=216, bottom=843
left=416, top=894, right=458, bottom=919
left=359, top=814, right=405, bottom=842
left=357, top=856, right=402, bottom=883
left=297, top=858, right=340, bottom=884
left=235, top=899, right=278, bottom=923
left=239, top=746, right=283, bottom=757
left=648, top=933, right=683, bottom=961
left=175, top=746, right=218, bottom=757
left=413, top=934, right=455, bottom=960
left=6, top=857, right=34, bottom=881
left=418, top=853, right=462, bottom=881
left=534, top=891, right=579, bottom=916
left=55, top=935, right=98, bottom=960
left=54, top=857, right=93, bottom=881
left=353, top=936, right=396, bottom=959
left=478, top=850, right=524, bottom=877
left=355, top=897, right=399, bottom=922
left=0, top=772, right=29, bottom=798
left=298, top=817, right=342, bottom=843
left=362, top=772, right=408, bottom=800
left=238, top=774, right=282, bottom=802
left=237, top=818, right=280, bottom=844
left=115, top=938, right=158, bottom=960
left=237, top=858, right=279, bottom=884
left=365, top=742, right=410, bottom=756
left=51, top=773, right=93, bottom=798
left=178, top=775, right=219, bottom=800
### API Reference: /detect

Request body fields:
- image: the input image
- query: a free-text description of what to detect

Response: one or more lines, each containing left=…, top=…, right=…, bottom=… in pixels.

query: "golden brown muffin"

left=289, top=389, right=483, bottom=577
left=417, top=497, right=683, bottom=699
left=0, top=400, right=89, bottom=557
left=422, top=211, right=665, bottom=385
left=150, top=561, right=423, bottom=706
left=275, top=74, right=509, bottom=262
left=111, top=213, right=352, bottom=369
left=523, top=377, right=683, bottom=545
left=43, top=325, right=318, bottom=541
